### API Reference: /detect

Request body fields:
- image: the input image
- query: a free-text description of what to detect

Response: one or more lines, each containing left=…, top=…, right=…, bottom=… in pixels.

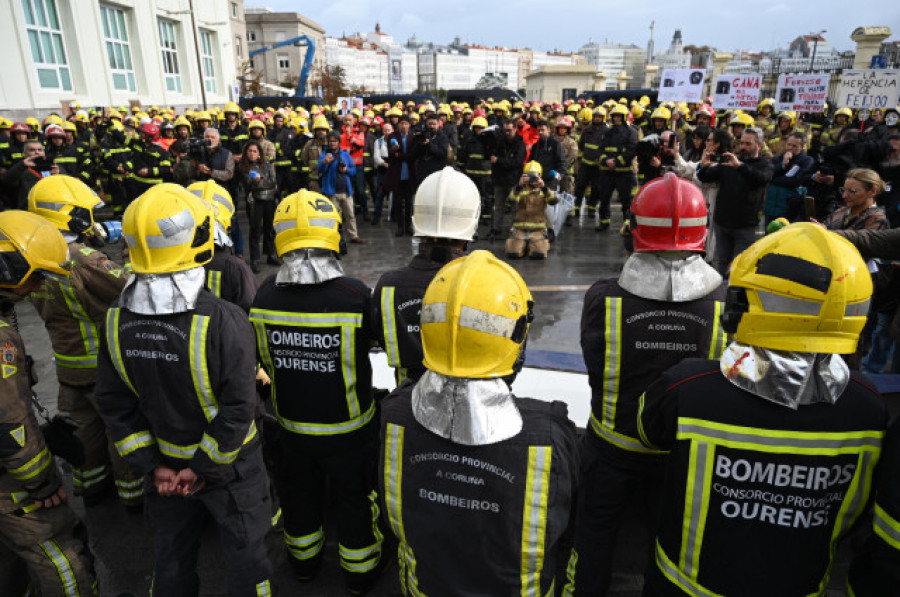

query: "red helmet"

left=631, top=173, right=708, bottom=253
left=139, top=122, right=160, bottom=141
left=374, top=116, right=384, bottom=126
left=473, top=108, right=486, bottom=118
left=695, top=104, right=716, bottom=126
left=10, top=122, right=30, bottom=134
left=555, top=117, right=572, bottom=129
left=45, top=124, right=66, bottom=139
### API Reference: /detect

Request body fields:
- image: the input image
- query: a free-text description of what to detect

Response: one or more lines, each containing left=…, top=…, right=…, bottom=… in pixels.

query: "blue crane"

left=248, top=35, right=316, bottom=96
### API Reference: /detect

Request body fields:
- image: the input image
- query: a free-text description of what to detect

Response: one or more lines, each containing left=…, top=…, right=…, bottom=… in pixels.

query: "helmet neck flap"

left=619, top=252, right=722, bottom=302
left=276, top=248, right=343, bottom=286
left=121, top=265, right=206, bottom=315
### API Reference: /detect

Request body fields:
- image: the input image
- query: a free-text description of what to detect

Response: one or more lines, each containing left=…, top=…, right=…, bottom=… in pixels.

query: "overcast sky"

left=247, top=1, right=900, bottom=55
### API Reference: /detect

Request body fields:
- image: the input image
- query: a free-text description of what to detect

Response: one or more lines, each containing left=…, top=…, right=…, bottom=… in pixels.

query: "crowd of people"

left=0, top=91, right=898, bottom=597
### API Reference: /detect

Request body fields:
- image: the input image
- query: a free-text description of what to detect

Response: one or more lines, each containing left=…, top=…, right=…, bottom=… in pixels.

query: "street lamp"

left=809, top=29, right=827, bottom=72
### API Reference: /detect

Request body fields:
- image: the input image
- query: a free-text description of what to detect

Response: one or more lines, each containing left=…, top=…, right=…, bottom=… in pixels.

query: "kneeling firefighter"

left=506, top=160, right=558, bottom=260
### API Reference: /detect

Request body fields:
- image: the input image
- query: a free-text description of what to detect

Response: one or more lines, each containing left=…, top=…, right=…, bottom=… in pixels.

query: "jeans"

left=862, top=311, right=900, bottom=374
left=712, top=223, right=759, bottom=276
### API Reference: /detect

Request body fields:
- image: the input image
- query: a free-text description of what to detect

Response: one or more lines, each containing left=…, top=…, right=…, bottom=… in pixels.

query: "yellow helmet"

left=566, top=104, right=580, bottom=114
left=196, top=111, right=212, bottom=122
left=28, top=175, right=103, bottom=235
left=74, top=112, right=89, bottom=124
left=62, top=121, right=77, bottom=133
left=0, top=210, right=71, bottom=287
left=187, top=180, right=234, bottom=246
left=640, top=95, right=651, bottom=107
left=386, top=107, right=402, bottom=117
left=174, top=116, right=192, bottom=131
left=43, top=115, right=64, bottom=128
left=758, top=98, right=775, bottom=111
left=25, top=117, right=40, bottom=130
left=420, top=250, right=534, bottom=378
left=730, top=113, right=755, bottom=128
left=107, top=109, right=122, bottom=121
left=723, top=223, right=872, bottom=354
left=578, top=107, right=593, bottom=126
left=608, top=104, right=629, bottom=119
left=592, top=106, right=607, bottom=120
left=631, top=104, right=644, bottom=119
left=834, top=107, right=853, bottom=120
left=248, top=119, right=266, bottom=132
left=297, top=119, right=309, bottom=134
left=312, top=115, right=331, bottom=131
left=122, top=184, right=214, bottom=274
left=523, top=161, right=543, bottom=177
left=471, top=116, right=488, bottom=129
left=273, top=190, right=342, bottom=255
left=777, top=111, right=797, bottom=127
left=650, top=106, right=671, bottom=121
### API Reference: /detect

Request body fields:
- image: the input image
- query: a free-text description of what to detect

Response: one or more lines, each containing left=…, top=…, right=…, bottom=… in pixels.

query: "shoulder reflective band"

left=676, top=418, right=883, bottom=454
left=521, top=446, right=552, bottom=596
left=285, top=527, right=324, bottom=561
left=114, top=431, right=155, bottom=457
left=8, top=446, right=52, bottom=481
left=60, top=281, right=99, bottom=359
left=39, top=539, right=80, bottom=597
left=105, top=308, right=137, bottom=395
left=602, top=297, right=622, bottom=429
left=256, top=579, right=272, bottom=597
left=708, top=302, right=726, bottom=360
left=421, top=303, right=518, bottom=339
left=206, top=270, right=222, bottom=298
left=754, top=253, right=831, bottom=293
left=189, top=315, right=218, bottom=422
left=380, top=287, right=401, bottom=368
left=873, top=503, right=900, bottom=551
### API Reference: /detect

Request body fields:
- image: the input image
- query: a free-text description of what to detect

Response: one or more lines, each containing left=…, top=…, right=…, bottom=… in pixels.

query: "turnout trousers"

left=145, top=447, right=274, bottom=597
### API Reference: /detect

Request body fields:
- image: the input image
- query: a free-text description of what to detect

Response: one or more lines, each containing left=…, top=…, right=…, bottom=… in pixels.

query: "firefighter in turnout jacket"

left=505, top=161, right=558, bottom=260
left=457, top=117, right=493, bottom=221
left=250, top=191, right=385, bottom=594
left=26, top=176, right=143, bottom=508
left=379, top=250, right=578, bottom=596
left=0, top=211, right=97, bottom=597
left=573, top=108, right=608, bottom=221
left=187, top=181, right=256, bottom=313
left=638, top=223, right=887, bottom=597
left=373, top=167, right=480, bottom=384
left=594, top=104, right=638, bottom=230
left=563, top=173, right=726, bottom=596
left=94, top=184, right=273, bottom=597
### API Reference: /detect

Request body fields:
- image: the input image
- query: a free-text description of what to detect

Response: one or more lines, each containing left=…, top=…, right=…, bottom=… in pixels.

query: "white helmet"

left=413, top=167, right=481, bottom=241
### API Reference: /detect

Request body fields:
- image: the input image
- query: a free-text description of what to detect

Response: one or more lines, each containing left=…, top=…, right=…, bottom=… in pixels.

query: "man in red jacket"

left=341, top=113, right=369, bottom=220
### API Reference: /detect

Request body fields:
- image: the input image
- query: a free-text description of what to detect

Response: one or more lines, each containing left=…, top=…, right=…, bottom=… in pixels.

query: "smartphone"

left=668, top=134, right=676, bottom=149
left=32, top=157, right=53, bottom=171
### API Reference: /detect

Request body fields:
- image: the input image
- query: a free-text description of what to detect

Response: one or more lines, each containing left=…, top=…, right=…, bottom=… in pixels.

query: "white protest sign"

left=657, top=69, right=706, bottom=103
left=837, top=70, right=900, bottom=109
left=775, top=74, right=830, bottom=113
left=712, top=74, right=762, bottom=110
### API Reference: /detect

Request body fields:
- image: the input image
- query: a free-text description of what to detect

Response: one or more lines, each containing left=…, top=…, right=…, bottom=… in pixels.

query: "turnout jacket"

left=30, top=244, right=128, bottom=386
left=95, top=291, right=259, bottom=485
left=581, top=279, right=726, bottom=463
left=373, top=253, right=451, bottom=384
left=638, top=359, right=887, bottom=597
left=598, top=124, right=638, bottom=172
left=380, top=383, right=578, bottom=597
left=204, top=248, right=257, bottom=313
left=0, top=322, right=61, bottom=507
left=250, top=276, right=374, bottom=444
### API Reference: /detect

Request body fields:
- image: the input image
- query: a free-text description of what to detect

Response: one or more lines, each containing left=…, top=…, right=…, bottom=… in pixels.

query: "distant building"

left=524, top=65, right=598, bottom=102
left=229, top=0, right=247, bottom=77
left=244, top=6, right=326, bottom=95
left=578, top=41, right=646, bottom=89
left=413, top=39, right=521, bottom=92
left=654, top=30, right=691, bottom=70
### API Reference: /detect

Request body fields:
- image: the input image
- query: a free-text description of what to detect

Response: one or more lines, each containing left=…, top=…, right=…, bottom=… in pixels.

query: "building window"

left=235, top=36, right=242, bottom=59
left=247, top=30, right=256, bottom=42
left=231, top=2, right=238, bottom=18
left=249, top=58, right=255, bottom=69
left=199, top=29, right=217, bottom=94
left=277, top=54, right=289, bottom=69
left=21, top=0, right=72, bottom=90
left=100, top=5, right=136, bottom=92
left=158, top=20, right=181, bottom=93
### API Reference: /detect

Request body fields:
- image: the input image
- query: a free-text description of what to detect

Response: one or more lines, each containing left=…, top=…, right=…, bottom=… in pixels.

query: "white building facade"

left=1, top=0, right=238, bottom=118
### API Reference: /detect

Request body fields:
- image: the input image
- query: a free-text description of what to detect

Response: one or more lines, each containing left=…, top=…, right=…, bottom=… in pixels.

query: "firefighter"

left=373, top=167, right=480, bottom=384
left=0, top=210, right=99, bottom=596
left=61, top=121, right=94, bottom=186
left=847, top=416, right=900, bottom=596
left=594, top=104, right=638, bottom=230
left=125, top=122, right=172, bottom=200
left=638, top=222, right=886, bottom=596
left=268, top=112, right=295, bottom=194
left=379, top=249, right=578, bottom=596
left=218, top=102, right=249, bottom=158
left=562, top=173, right=726, bottom=596
left=187, top=180, right=256, bottom=313
left=555, top=116, right=578, bottom=194
left=298, top=116, right=330, bottom=193
left=99, top=119, right=131, bottom=218
left=26, top=176, right=143, bottom=509
left=458, top=116, right=493, bottom=221
left=250, top=191, right=385, bottom=594
left=766, top=111, right=802, bottom=156
left=95, top=184, right=273, bottom=596
left=573, top=107, right=608, bottom=223
left=505, top=161, right=558, bottom=260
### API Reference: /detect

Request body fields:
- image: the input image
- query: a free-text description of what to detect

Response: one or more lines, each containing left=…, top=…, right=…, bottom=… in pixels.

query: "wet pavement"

left=15, top=206, right=864, bottom=595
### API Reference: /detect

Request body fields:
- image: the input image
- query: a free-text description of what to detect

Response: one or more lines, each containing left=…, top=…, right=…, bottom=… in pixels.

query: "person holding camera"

left=490, top=119, right=527, bottom=238
left=697, top=127, right=774, bottom=276
left=191, top=128, right=242, bottom=256
left=505, top=161, right=558, bottom=260
left=1, top=139, right=59, bottom=210
left=412, top=114, right=450, bottom=189
left=637, top=130, right=679, bottom=187
left=319, top=131, right=363, bottom=244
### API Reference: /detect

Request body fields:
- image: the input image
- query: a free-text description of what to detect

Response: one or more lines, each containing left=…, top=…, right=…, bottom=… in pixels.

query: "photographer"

left=637, top=130, right=679, bottom=186
left=505, top=161, right=558, bottom=260
left=412, top=114, right=450, bottom=188
left=319, top=131, right=363, bottom=244
left=490, top=119, right=527, bottom=238
left=1, top=139, right=58, bottom=209
left=192, top=128, right=240, bottom=255
left=697, top=127, right=774, bottom=275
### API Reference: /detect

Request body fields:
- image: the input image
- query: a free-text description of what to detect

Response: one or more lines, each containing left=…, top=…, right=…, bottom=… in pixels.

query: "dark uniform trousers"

left=250, top=275, right=383, bottom=589
left=564, top=279, right=726, bottom=596
left=380, top=385, right=578, bottom=596
left=640, top=360, right=887, bottom=597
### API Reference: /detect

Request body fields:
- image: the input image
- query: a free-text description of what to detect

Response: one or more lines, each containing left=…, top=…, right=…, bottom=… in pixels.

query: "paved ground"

left=16, top=207, right=879, bottom=595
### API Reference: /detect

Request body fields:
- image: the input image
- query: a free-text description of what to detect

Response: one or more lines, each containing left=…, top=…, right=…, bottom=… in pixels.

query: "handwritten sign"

left=657, top=69, right=706, bottom=103
left=712, top=75, right=762, bottom=110
left=775, top=74, right=830, bottom=113
left=837, top=70, right=900, bottom=109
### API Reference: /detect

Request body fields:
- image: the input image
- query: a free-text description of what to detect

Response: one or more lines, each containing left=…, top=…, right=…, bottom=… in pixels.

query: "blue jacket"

left=318, top=149, right=355, bottom=197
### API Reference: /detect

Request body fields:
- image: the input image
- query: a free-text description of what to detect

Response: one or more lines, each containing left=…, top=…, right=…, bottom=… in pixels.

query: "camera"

left=528, top=173, right=539, bottom=184
left=636, top=135, right=662, bottom=161
left=187, top=138, right=211, bottom=160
